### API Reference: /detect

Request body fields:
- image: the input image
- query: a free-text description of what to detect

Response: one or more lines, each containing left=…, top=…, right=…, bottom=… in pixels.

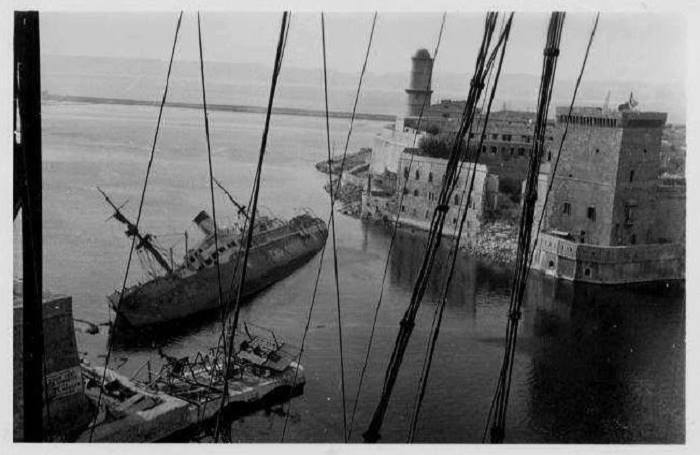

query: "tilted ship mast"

left=97, top=187, right=172, bottom=275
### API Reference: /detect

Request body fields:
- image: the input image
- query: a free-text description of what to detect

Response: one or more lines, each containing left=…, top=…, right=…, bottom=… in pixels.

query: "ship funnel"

left=193, top=210, right=216, bottom=236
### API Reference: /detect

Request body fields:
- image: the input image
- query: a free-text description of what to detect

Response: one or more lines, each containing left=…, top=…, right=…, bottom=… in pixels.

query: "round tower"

left=405, top=48, right=434, bottom=118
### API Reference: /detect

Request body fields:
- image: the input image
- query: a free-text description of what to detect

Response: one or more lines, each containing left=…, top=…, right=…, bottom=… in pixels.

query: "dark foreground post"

left=15, top=10, right=44, bottom=442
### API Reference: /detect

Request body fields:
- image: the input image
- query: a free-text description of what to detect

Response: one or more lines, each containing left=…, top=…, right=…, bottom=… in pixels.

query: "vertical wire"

left=88, top=11, right=183, bottom=441
left=321, top=12, right=349, bottom=442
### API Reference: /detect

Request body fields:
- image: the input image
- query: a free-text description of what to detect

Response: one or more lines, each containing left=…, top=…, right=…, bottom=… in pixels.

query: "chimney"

left=193, top=210, right=216, bottom=236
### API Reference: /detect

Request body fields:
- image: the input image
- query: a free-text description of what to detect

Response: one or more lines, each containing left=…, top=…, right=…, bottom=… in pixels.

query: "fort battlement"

left=534, top=233, right=684, bottom=284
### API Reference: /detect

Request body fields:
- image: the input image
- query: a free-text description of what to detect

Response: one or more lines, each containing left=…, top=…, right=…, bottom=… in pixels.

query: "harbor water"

left=14, top=101, right=684, bottom=443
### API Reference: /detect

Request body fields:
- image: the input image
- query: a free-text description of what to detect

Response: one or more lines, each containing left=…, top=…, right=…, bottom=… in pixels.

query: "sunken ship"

left=100, top=189, right=328, bottom=328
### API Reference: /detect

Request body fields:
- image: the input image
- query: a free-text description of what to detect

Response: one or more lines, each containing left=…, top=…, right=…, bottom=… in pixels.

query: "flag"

left=629, top=91, right=638, bottom=109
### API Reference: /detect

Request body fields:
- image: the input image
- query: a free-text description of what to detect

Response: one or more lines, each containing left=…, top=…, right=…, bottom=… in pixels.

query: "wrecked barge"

left=79, top=327, right=305, bottom=442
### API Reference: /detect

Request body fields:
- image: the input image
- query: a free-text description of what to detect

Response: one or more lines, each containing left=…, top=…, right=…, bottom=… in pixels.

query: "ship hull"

left=113, top=220, right=327, bottom=328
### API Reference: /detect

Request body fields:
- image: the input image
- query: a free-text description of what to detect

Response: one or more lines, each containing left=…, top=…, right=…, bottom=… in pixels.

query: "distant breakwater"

left=43, top=93, right=397, bottom=122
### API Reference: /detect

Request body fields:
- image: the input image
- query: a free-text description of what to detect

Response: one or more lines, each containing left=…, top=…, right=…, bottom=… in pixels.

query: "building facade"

left=394, top=151, right=499, bottom=241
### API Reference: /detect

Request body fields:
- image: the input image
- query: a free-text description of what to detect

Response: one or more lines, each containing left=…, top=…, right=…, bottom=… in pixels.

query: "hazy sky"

left=41, top=12, right=685, bottom=85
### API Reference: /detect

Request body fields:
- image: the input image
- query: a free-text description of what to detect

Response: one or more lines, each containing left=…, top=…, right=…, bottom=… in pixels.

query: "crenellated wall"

left=532, top=233, right=684, bottom=284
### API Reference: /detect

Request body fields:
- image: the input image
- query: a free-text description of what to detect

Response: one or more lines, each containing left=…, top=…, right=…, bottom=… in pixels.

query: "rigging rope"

left=346, top=12, right=446, bottom=441
left=88, top=11, right=183, bottom=441
left=321, top=11, right=355, bottom=442
left=480, top=14, right=598, bottom=443
left=484, top=12, right=566, bottom=444
left=213, top=11, right=291, bottom=442
left=281, top=11, right=378, bottom=442
left=362, top=12, right=500, bottom=443
left=528, top=13, right=599, bottom=274
left=407, top=13, right=514, bottom=443
left=196, top=10, right=227, bottom=356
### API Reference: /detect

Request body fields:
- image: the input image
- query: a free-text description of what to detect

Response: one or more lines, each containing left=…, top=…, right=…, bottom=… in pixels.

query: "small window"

left=547, top=151, right=552, bottom=161
left=413, top=189, right=419, bottom=197
left=643, top=148, right=647, bottom=154
left=404, top=167, right=409, bottom=179
left=401, top=205, right=405, bottom=212
left=415, top=170, right=420, bottom=180
left=584, top=268, right=591, bottom=277
left=510, top=148, right=515, bottom=156
left=491, top=133, right=498, bottom=140
left=548, top=260, right=555, bottom=268
left=491, top=146, right=497, bottom=154
left=428, top=172, right=433, bottom=183
left=629, top=170, right=635, bottom=182
left=453, top=218, right=458, bottom=225
left=454, top=194, right=460, bottom=205
left=595, top=148, right=600, bottom=154
left=563, top=202, right=571, bottom=215
left=587, top=207, right=596, bottom=222
left=403, top=188, right=409, bottom=195
left=518, top=148, right=525, bottom=156
left=425, top=210, right=430, bottom=219
left=631, top=234, right=637, bottom=245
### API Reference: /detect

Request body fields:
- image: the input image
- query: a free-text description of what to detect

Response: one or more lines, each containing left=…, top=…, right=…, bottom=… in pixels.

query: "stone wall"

left=532, top=233, right=684, bottom=284
left=13, top=288, right=91, bottom=440
left=396, top=152, right=492, bottom=240
left=544, top=119, right=623, bottom=245
left=655, top=180, right=686, bottom=244
left=612, top=115, right=666, bottom=245
left=370, top=122, right=425, bottom=175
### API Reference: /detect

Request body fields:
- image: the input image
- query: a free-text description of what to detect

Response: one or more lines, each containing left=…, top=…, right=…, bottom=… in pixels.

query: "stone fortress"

left=361, top=48, right=685, bottom=284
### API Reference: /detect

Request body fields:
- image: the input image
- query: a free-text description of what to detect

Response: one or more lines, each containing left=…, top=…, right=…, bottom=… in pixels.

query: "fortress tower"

left=542, top=106, right=667, bottom=246
left=405, top=48, right=434, bottom=118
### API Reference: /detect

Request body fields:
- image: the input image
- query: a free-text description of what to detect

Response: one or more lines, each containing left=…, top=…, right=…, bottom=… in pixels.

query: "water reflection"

left=522, top=279, right=685, bottom=443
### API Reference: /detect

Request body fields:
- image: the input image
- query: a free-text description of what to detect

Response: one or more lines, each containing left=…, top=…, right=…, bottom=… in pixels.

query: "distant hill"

left=42, top=54, right=685, bottom=123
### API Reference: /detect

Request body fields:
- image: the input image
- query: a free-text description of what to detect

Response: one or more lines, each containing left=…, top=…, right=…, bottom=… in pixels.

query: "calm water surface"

left=14, top=102, right=684, bottom=443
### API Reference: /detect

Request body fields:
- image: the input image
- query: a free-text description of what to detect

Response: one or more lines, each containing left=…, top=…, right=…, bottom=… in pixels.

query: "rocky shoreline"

left=462, top=221, right=518, bottom=265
